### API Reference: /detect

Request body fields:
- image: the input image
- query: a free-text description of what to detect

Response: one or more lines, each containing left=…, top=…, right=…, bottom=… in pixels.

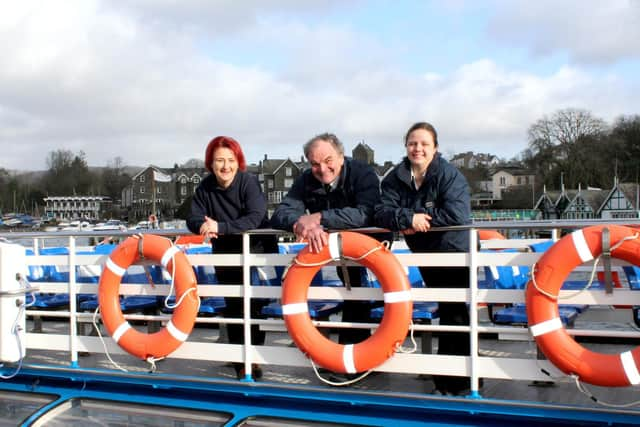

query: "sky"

left=1, top=0, right=639, bottom=171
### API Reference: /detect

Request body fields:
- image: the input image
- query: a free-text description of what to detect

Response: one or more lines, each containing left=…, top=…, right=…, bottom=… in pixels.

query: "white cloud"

left=487, top=0, right=640, bottom=64
left=0, top=1, right=638, bottom=172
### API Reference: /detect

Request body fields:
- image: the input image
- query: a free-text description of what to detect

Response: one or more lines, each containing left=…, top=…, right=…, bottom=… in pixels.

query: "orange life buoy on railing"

left=478, top=230, right=505, bottom=240
left=98, top=234, right=199, bottom=360
left=282, top=231, right=412, bottom=374
left=526, top=225, right=640, bottom=387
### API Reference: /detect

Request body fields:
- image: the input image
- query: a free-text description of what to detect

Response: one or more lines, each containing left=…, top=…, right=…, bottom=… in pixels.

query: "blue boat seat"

left=620, top=266, right=640, bottom=327
left=370, top=301, right=439, bottom=322
left=493, top=303, right=579, bottom=327
left=486, top=244, right=589, bottom=324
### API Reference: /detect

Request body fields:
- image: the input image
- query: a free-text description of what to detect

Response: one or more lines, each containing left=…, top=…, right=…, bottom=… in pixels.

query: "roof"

left=619, top=183, right=640, bottom=209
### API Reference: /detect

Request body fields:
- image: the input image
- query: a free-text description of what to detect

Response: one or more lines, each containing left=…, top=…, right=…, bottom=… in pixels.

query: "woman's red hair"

left=204, top=136, right=247, bottom=173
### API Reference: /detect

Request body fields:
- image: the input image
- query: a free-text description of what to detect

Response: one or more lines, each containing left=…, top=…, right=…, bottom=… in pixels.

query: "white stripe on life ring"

left=343, top=344, right=356, bottom=374
left=328, top=233, right=340, bottom=260
left=384, top=290, right=412, bottom=303
left=106, top=257, right=127, bottom=277
left=530, top=317, right=563, bottom=337
left=166, top=320, right=188, bottom=342
left=282, top=303, right=308, bottom=315
left=161, top=245, right=181, bottom=268
left=572, top=230, right=594, bottom=263
left=112, top=322, right=131, bottom=343
left=621, top=351, right=640, bottom=385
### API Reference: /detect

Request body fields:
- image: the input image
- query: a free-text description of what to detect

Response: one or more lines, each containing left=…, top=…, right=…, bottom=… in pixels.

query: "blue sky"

left=1, top=0, right=639, bottom=170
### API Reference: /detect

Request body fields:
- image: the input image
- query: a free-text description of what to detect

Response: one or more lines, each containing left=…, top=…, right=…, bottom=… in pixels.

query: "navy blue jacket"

left=187, top=171, right=272, bottom=253
left=374, top=154, right=471, bottom=252
left=270, top=158, right=380, bottom=231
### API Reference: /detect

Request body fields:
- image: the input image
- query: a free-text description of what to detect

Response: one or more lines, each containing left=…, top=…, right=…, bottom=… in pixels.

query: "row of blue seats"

left=25, top=240, right=640, bottom=326
left=485, top=240, right=640, bottom=326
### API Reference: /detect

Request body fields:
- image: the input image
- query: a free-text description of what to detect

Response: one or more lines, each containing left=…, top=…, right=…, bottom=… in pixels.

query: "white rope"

left=309, top=359, right=373, bottom=387
left=1, top=274, right=39, bottom=379
left=572, top=374, right=640, bottom=408
left=163, top=246, right=200, bottom=312
left=92, top=306, right=128, bottom=372
left=530, top=232, right=640, bottom=300
left=396, top=320, right=418, bottom=354
left=0, top=304, right=26, bottom=379
left=146, top=356, right=164, bottom=373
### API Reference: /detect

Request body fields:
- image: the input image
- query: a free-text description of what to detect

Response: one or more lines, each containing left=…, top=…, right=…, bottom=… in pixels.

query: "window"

left=181, top=186, right=187, bottom=195
left=157, top=187, right=161, bottom=194
left=285, top=167, right=292, bottom=176
left=140, top=175, right=145, bottom=183
left=193, top=176, right=201, bottom=184
left=140, top=187, right=145, bottom=194
left=284, top=178, right=293, bottom=188
left=517, top=177, right=522, bottom=185
left=268, top=179, right=274, bottom=189
left=180, top=176, right=187, bottom=184
left=499, top=176, right=506, bottom=186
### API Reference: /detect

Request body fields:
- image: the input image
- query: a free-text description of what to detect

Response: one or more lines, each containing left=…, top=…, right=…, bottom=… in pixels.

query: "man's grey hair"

left=303, top=133, right=345, bottom=158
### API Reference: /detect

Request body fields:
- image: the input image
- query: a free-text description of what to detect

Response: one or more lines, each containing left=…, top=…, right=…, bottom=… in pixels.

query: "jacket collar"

left=397, top=154, right=441, bottom=187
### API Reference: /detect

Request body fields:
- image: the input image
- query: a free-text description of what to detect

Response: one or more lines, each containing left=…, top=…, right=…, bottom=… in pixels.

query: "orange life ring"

left=282, top=231, right=412, bottom=374
left=478, top=230, right=505, bottom=240
left=98, top=234, right=199, bottom=359
left=526, top=225, right=640, bottom=387
left=175, top=234, right=206, bottom=245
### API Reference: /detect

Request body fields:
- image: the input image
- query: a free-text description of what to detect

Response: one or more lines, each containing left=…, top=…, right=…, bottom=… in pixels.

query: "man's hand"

left=199, top=215, right=219, bottom=239
left=293, top=213, right=326, bottom=253
left=292, top=213, right=322, bottom=239
left=303, top=225, right=329, bottom=253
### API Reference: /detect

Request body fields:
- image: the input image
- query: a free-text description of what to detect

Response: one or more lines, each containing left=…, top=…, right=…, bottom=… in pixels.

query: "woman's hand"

left=199, top=216, right=219, bottom=239
left=411, top=213, right=432, bottom=233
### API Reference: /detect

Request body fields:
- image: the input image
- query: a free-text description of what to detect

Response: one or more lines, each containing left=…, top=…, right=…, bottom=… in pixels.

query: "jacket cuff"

left=217, top=222, right=228, bottom=235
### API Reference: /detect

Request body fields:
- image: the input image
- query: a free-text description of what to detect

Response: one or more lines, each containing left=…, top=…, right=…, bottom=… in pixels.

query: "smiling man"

left=271, top=132, right=386, bottom=354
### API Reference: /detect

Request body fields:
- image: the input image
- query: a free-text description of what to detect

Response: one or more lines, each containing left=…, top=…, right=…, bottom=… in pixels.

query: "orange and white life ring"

left=98, top=234, right=199, bottom=360
left=478, top=230, right=505, bottom=240
left=282, top=231, right=412, bottom=374
left=526, top=225, right=640, bottom=387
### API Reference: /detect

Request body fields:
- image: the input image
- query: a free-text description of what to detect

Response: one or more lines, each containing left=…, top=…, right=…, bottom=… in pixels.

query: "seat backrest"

left=622, top=266, right=640, bottom=290
left=483, top=248, right=530, bottom=289
left=529, top=240, right=554, bottom=253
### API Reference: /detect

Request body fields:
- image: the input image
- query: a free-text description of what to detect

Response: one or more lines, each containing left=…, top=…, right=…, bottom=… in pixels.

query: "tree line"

left=0, top=151, right=131, bottom=216
left=521, top=108, right=640, bottom=190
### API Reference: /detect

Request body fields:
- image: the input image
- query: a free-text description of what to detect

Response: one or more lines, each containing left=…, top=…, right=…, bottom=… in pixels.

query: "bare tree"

left=527, top=108, right=608, bottom=188
left=528, top=108, right=607, bottom=153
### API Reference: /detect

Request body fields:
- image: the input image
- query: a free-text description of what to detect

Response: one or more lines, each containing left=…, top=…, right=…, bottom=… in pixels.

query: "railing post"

left=241, top=232, right=254, bottom=381
left=68, top=236, right=79, bottom=367
left=468, top=227, right=481, bottom=398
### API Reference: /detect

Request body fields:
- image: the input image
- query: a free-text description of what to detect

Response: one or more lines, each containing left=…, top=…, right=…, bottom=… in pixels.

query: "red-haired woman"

left=187, top=136, right=276, bottom=380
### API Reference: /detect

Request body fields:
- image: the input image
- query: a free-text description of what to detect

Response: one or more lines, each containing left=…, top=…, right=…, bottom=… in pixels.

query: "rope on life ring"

left=282, top=231, right=413, bottom=374
left=98, top=234, right=199, bottom=360
left=526, top=225, right=640, bottom=387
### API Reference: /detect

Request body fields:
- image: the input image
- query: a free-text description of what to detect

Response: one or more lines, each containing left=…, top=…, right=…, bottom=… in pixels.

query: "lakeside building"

left=43, top=196, right=112, bottom=221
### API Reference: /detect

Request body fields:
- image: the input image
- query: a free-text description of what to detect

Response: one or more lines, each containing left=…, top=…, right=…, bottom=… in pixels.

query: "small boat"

left=93, top=219, right=126, bottom=231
